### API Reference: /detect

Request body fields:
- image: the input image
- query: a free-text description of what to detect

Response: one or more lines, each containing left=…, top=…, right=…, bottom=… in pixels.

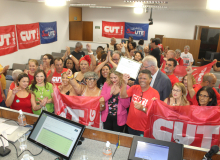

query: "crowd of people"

left=0, top=37, right=219, bottom=136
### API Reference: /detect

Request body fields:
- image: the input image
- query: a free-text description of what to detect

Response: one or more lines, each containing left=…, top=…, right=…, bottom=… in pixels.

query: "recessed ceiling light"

left=89, top=6, right=111, bottom=8
left=70, top=4, right=96, bottom=6
left=45, top=0, right=66, bottom=6
left=206, top=0, right=220, bottom=10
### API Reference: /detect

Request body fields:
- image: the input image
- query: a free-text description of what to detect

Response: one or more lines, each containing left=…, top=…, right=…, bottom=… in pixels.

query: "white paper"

left=0, top=123, right=11, bottom=134
left=5, top=126, right=19, bottom=135
left=116, top=57, right=142, bottom=79
left=0, top=118, right=6, bottom=123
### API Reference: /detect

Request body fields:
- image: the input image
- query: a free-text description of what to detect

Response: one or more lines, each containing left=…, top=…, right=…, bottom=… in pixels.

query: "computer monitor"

left=128, top=136, right=183, bottom=160
left=27, top=111, right=85, bottom=160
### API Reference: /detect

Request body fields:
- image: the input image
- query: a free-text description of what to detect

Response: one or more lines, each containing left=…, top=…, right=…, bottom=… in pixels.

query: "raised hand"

left=214, top=59, right=217, bottom=64
left=24, top=69, right=28, bottom=74
left=66, top=46, right=70, bottom=56
left=66, top=69, right=73, bottom=77
left=50, top=64, right=55, bottom=73
left=86, top=43, right=92, bottom=52
left=186, top=66, right=196, bottom=75
left=123, top=74, right=130, bottom=84
left=39, top=64, right=43, bottom=70
left=12, top=87, right=21, bottom=95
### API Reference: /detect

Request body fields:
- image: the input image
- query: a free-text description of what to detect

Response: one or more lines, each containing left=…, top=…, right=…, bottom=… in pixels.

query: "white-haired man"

left=180, top=45, right=194, bottom=66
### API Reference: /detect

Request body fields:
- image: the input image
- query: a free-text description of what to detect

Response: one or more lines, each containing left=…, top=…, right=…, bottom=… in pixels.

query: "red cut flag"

left=144, top=100, right=220, bottom=149
left=53, top=86, right=101, bottom=128
left=16, top=23, right=40, bottom=49
left=0, top=25, right=18, bottom=56
left=161, top=61, right=215, bottom=84
left=102, top=21, right=125, bottom=38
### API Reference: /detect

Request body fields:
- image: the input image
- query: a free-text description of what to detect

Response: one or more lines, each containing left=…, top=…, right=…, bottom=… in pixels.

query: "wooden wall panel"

left=217, top=34, right=220, bottom=53
left=155, top=34, right=164, bottom=43
left=83, top=21, right=93, bottom=41
left=162, top=38, right=201, bottom=66
left=69, top=7, right=82, bottom=21
left=69, top=21, right=83, bottom=40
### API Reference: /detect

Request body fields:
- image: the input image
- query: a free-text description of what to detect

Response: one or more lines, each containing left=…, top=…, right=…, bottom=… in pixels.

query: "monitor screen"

left=135, top=141, right=169, bottom=160
left=28, top=111, right=85, bottom=160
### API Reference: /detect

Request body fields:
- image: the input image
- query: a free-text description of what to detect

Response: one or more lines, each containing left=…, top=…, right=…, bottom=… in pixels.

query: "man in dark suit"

left=150, top=38, right=161, bottom=68
left=135, top=55, right=172, bottom=101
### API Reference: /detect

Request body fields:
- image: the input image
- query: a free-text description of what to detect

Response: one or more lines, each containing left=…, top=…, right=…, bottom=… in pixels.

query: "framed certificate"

left=116, top=57, right=142, bottom=79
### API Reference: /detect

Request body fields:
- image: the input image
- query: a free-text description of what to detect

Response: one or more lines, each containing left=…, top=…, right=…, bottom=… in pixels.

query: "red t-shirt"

left=162, top=71, right=179, bottom=87
left=9, top=82, right=16, bottom=91
left=126, top=85, right=160, bottom=131
left=47, top=68, right=68, bottom=86
left=160, top=55, right=165, bottom=67
left=28, top=73, right=34, bottom=85
left=10, top=93, right=33, bottom=113
left=167, top=74, right=179, bottom=87
left=176, top=57, right=184, bottom=66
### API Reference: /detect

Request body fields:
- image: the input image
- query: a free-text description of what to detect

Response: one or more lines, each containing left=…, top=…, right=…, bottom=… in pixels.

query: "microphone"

left=0, top=135, right=11, bottom=157
left=202, top=145, right=219, bottom=160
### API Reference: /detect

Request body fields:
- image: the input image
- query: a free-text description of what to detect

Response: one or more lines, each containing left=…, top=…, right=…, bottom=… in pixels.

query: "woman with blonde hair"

left=164, top=82, right=190, bottom=106
left=101, top=68, right=130, bottom=132
left=24, top=59, right=38, bottom=85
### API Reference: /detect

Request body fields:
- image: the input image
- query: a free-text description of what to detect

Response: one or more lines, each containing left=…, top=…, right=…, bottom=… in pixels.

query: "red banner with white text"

left=161, top=61, right=215, bottom=83
left=16, top=23, right=40, bottom=49
left=53, top=86, right=101, bottom=128
left=144, top=100, right=220, bottom=149
left=102, top=21, right=125, bottom=38
left=0, top=25, right=18, bottom=56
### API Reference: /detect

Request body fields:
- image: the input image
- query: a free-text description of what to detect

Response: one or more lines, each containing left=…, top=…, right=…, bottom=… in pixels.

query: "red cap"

left=79, top=55, right=91, bottom=66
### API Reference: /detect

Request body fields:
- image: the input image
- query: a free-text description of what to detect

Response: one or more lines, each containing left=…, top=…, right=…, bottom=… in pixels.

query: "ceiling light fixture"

left=70, top=4, right=96, bottom=6
left=89, top=6, right=111, bottom=8
left=206, top=0, right=220, bottom=10
left=124, top=1, right=168, bottom=4
left=134, top=7, right=143, bottom=14
left=45, top=0, right=66, bottom=6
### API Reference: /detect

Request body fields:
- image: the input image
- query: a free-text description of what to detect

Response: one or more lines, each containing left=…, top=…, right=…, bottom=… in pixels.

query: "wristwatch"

left=143, top=107, right=146, bottom=112
left=69, top=55, right=72, bottom=58
left=101, top=104, right=105, bottom=108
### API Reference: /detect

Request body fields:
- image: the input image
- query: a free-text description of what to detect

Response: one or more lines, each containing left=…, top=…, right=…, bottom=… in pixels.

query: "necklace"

left=38, top=87, right=44, bottom=99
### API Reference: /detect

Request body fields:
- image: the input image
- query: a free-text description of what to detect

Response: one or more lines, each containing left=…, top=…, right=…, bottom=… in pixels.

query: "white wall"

left=82, top=8, right=220, bottom=45
left=0, top=1, right=69, bottom=67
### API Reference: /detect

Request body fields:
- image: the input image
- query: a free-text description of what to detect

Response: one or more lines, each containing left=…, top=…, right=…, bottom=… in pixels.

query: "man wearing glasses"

left=162, top=58, right=179, bottom=87
left=120, top=70, right=160, bottom=136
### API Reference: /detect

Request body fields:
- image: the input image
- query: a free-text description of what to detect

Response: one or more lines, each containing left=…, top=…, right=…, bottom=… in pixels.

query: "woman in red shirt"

left=6, top=73, right=47, bottom=113
left=175, top=49, right=184, bottom=65
left=24, top=59, right=38, bottom=85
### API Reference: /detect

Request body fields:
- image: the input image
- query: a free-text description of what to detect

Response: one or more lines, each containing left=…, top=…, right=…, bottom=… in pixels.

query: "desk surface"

left=3, top=138, right=130, bottom=160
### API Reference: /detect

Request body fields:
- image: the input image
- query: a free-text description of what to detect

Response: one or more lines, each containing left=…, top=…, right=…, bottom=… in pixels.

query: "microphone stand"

left=0, top=135, right=11, bottom=157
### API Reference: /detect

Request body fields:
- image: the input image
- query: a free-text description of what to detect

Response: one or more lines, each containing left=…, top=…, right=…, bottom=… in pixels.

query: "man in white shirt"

left=180, top=45, right=194, bottom=66
left=105, top=37, right=116, bottom=52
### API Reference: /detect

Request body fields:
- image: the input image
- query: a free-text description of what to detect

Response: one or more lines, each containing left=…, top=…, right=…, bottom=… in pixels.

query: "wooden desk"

left=1, top=107, right=220, bottom=160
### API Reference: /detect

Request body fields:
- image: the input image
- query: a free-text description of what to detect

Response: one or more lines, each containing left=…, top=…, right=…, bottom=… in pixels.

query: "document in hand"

left=116, top=57, right=142, bottom=79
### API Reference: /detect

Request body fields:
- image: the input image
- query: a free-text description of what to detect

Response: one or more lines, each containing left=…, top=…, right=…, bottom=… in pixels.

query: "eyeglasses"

left=85, top=78, right=96, bottom=82
left=112, top=59, right=119, bottom=61
left=199, top=94, right=209, bottom=98
left=172, top=89, right=181, bottom=92
left=141, top=64, right=152, bottom=70
left=42, top=58, right=48, bottom=60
